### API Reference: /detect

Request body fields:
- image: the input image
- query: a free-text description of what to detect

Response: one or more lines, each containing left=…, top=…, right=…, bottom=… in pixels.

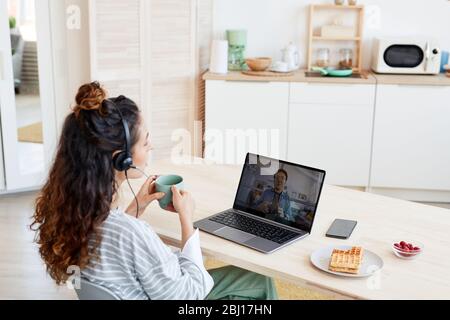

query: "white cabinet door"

left=287, top=83, right=375, bottom=187
left=371, top=84, right=450, bottom=190
left=290, top=82, right=374, bottom=105
left=287, top=103, right=374, bottom=186
left=205, top=80, right=289, bottom=164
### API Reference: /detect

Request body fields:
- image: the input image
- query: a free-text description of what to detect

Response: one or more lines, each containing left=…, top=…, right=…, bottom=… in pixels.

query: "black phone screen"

left=326, top=219, right=357, bottom=239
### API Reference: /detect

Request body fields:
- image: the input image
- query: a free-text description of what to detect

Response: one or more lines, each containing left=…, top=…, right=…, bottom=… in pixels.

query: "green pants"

left=206, top=266, right=278, bottom=300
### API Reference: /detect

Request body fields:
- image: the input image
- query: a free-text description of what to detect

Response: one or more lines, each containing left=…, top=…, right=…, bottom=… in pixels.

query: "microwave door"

left=383, top=44, right=424, bottom=69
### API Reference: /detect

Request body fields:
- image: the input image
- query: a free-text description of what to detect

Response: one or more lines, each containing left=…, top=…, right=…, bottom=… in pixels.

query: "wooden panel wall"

left=89, top=0, right=142, bottom=104
left=149, top=0, right=193, bottom=159
left=89, top=0, right=213, bottom=160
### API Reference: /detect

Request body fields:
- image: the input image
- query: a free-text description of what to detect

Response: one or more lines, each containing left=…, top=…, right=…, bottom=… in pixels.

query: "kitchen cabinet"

left=203, top=71, right=450, bottom=201
left=287, top=83, right=375, bottom=186
left=370, top=84, right=450, bottom=191
left=204, top=80, right=289, bottom=164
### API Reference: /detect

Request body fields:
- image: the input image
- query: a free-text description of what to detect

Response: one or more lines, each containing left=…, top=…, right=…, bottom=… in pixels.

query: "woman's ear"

left=111, top=150, right=122, bottom=160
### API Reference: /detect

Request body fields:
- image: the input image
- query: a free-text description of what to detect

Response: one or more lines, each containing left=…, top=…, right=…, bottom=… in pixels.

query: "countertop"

left=203, top=70, right=377, bottom=84
left=203, top=70, right=450, bottom=86
left=372, top=73, right=450, bottom=86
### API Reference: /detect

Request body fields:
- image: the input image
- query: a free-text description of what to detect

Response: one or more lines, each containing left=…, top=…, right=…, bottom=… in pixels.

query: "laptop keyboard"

left=210, top=210, right=300, bottom=244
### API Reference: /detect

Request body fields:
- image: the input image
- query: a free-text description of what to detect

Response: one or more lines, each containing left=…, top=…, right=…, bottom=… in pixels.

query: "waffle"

left=329, top=246, right=363, bottom=274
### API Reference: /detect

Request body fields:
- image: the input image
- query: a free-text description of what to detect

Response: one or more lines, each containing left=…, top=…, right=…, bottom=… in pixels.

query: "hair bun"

left=74, top=81, right=107, bottom=117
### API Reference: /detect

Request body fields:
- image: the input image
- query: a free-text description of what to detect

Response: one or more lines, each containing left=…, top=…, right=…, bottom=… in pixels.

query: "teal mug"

left=155, top=175, right=184, bottom=209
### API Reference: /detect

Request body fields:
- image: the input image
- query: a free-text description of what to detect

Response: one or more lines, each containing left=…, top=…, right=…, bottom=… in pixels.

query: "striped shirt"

left=81, top=208, right=214, bottom=300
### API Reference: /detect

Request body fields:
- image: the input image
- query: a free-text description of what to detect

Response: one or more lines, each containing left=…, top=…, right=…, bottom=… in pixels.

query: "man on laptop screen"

left=194, top=153, right=326, bottom=253
left=234, top=154, right=324, bottom=232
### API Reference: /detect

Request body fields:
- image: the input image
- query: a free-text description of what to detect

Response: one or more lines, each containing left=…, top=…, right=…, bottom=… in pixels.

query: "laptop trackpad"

left=214, top=227, right=255, bottom=243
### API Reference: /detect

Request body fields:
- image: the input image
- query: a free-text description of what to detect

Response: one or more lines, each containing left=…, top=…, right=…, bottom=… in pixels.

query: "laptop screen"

left=233, top=153, right=326, bottom=233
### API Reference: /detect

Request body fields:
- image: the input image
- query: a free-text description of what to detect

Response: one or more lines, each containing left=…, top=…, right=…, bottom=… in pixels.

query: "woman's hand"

left=126, top=175, right=165, bottom=217
left=169, top=186, right=194, bottom=223
left=168, top=186, right=195, bottom=248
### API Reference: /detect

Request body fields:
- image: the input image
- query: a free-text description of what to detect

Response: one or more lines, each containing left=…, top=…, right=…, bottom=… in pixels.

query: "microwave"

left=371, top=37, right=441, bottom=74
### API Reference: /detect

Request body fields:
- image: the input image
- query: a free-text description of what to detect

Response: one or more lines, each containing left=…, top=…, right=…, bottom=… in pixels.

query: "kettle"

left=281, top=42, right=300, bottom=71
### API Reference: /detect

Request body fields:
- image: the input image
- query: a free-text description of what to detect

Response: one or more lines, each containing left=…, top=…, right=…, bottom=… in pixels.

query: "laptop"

left=194, top=153, right=326, bottom=253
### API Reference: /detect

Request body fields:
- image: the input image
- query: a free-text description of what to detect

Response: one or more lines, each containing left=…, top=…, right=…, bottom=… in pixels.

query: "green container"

left=226, top=30, right=247, bottom=71
left=226, top=30, right=247, bottom=46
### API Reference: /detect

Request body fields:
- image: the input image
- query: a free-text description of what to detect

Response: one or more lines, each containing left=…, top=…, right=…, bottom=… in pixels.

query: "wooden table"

left=119, top=157, right=450, bottom=300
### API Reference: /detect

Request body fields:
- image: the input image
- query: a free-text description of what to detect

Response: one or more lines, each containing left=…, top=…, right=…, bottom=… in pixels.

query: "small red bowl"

left=392, top=241, right=423, bottom=260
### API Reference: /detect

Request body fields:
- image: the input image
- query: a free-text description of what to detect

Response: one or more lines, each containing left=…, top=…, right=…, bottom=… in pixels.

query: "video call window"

left=234, top=154, right=325, bottom=231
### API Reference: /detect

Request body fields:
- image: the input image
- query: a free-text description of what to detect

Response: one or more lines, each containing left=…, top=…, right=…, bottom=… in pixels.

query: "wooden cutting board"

left=242, top=70, right=294, bottom=77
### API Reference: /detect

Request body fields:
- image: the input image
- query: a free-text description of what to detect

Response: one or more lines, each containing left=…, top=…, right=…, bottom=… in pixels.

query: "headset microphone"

left=130, top=165, right=152, bottom=180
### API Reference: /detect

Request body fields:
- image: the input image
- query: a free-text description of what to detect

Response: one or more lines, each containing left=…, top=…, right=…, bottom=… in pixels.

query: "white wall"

left=213, top=0, right=450, bottom=69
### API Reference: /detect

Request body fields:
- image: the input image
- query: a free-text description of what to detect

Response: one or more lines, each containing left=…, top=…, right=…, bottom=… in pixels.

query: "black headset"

left=108, top=96, right=142, bottom=218
left=109, top=96, right=133, bottom=172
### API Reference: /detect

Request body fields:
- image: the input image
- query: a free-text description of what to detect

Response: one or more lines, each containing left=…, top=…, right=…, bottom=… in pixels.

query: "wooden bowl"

left=245, top=57, right=272, bottom=71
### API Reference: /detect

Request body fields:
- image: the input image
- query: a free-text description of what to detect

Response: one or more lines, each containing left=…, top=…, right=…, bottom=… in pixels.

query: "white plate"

left=268, top=67, right=293, bottom=73
left=310, top=245, right=383, bottom=278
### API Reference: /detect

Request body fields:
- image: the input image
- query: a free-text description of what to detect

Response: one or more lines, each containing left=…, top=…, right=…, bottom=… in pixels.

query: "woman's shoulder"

left=102, top=208, right=157, bottom=241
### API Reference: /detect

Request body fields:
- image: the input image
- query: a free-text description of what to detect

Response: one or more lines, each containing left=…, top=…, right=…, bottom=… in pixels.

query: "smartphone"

left=326, top=219, right=357, bottom=239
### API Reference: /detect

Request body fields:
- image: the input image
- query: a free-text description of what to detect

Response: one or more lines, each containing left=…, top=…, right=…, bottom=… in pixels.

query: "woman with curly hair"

left=31, top=82, right=278, bottom=300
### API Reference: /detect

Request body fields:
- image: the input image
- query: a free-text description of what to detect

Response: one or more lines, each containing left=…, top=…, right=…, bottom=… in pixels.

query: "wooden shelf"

left=307, top=4, right=365, bottom=72
left=313, top=4, right=364, bottom=10
left=312, top=36, right=361, bottom=41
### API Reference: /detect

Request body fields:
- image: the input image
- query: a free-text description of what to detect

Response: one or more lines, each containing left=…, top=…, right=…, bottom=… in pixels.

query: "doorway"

left=0, top=0, right=56, bottom=192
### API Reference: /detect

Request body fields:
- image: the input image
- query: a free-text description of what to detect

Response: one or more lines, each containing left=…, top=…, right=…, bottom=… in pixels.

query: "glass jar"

left=339, top=48, right=353, bottom=69
left=316, top=48, right=330, bottom=68
left=226, top=30, right=247, bottom=70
